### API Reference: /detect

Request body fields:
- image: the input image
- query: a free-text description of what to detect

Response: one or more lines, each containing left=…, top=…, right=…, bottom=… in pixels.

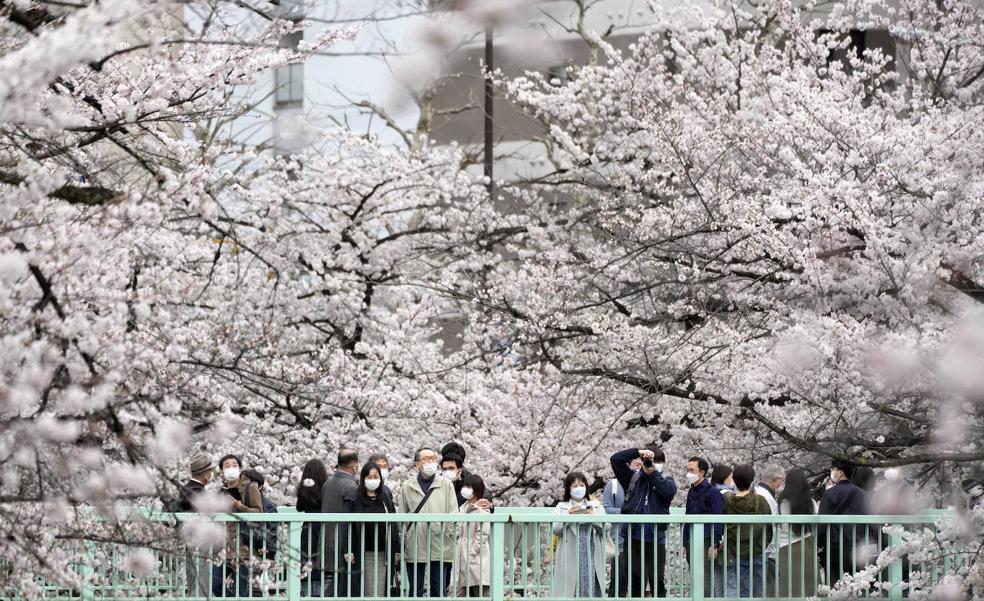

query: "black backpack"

left=240, top=495, right=279, bottom=560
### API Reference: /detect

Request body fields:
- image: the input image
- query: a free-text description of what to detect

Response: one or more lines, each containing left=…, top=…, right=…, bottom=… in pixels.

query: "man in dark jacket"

left=611, top=446, right=678, bottom=598
left=819, top=458, right=870, bottom=588
left=322, top=449, right=360, bottom=597
left=173, top=455, right=213, bottom=511
left=174, top=455, right=214, bottom=598
left=439, top=448, right=493, bottom=509
left=683, top=456, right=724, bottom=595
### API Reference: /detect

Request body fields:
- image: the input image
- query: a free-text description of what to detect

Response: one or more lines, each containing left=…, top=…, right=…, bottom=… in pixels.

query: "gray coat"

left=321, top=470, right=359, bottom=574
left=551, top=500, right=607, bottom=598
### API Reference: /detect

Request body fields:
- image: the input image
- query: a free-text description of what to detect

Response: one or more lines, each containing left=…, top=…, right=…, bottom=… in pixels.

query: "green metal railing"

left=4, top=508, right=957, bottom=600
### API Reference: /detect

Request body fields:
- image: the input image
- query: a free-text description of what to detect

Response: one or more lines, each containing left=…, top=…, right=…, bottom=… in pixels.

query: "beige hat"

left=189, top=455, right=214, bottom=475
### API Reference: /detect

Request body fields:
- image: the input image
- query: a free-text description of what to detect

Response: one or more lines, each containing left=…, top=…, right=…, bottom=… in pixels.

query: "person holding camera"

left=610, top=447, right=678, bottom=598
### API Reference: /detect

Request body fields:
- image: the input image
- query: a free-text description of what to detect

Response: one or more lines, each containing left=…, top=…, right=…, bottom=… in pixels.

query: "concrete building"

left=222, top=1, right=906, bottom=181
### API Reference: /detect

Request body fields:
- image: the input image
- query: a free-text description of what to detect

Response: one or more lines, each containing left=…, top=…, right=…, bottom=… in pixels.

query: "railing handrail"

left=140, top=508, right=953, bottom=524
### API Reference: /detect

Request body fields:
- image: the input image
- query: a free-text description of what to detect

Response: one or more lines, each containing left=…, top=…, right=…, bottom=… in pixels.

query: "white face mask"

left=461, top=487, right=474, bottom=500
left=380, top=468, right=390, bottom=481
left=442, top=469, right=458, bottom=481
left=223, top=467, right=241, bottom=482
left=570, top=486, right=587, bottom=500
left=420, top=462, right=438, bottom=477
left=830, top=469, right=840, bottom=483
left=775, top=485, right=785, bottom=495
left=653, top=463, right=664, bottom=473
left=685, top=473, right=700, bottom=485
left=970, top=485, right=984, bottom=498
left=884, top=468, right=900, bottom=481
left=364, top=478, right=381, bottom=492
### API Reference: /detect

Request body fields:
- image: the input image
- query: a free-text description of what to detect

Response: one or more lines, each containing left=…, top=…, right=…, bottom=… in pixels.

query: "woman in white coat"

left=451, top=474, right=492, bottom=597
left=551, top=472, right=607, bottom=598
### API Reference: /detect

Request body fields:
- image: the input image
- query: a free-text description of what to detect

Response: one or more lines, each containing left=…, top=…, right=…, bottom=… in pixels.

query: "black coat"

left=341, top=490, right=399, bottom=556
left=819, top=480, right=870, bottom=552
left=171, top=478, right=206, bottom=512
left=297, top=494, right=323, bottom=565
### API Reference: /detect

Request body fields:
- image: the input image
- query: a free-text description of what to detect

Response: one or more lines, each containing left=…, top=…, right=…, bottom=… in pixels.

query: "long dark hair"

left=296, top=458, right=328, bottom=507
left=461, top=473, right=485, bottom=501
left=778, top=468, right=815, bottom=515
left=357, top=463, right=384, bottom=499
left=563, top=471, right=588, bottom=502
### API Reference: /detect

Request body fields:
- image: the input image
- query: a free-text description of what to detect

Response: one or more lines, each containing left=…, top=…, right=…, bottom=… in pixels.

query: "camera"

left=642, top=458, right=654, bottom=468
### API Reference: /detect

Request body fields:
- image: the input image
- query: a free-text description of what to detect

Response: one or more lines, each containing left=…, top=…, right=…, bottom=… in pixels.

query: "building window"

left=275, top=63, right=304, bottom=108
left=275, top=29, right=304, bottom=108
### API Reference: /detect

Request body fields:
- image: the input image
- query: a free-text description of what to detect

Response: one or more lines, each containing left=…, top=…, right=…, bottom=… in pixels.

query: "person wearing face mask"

left=440, top=442, right=495, bottom=510
left=776, top=468, right=819, bottom=597
left=551, top=472, right=607, bottom=598
left=753, top=464, right=784, bottom=596
left=341, top=463, right=399, bottom=598
left=683, top=457, right=724, bottom=596
left=610, top=446, right=677, bottom=598
left=708, top=463, right=735, bottom=598
left=398, top=447, right=459, bottom=597
left=214, top=454, right=263, bottom=598
left=171, top=455, right=215, bottom=599
left=962, top=477, right=984, bottom=511
left=367, top=453, right=392, bottom=491
left=451, top=474, right=492, bottom=597
left=321, top=448, right=361, bottom=597
left=819, top=458, right=869, bottom=588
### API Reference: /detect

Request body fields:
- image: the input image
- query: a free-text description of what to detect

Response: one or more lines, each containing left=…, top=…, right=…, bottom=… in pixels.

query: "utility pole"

left=484, top=25, right=494, bottom=199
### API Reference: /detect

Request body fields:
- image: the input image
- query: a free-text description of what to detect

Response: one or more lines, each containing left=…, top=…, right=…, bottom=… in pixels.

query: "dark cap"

left=189, top=455, right=214, bottom=475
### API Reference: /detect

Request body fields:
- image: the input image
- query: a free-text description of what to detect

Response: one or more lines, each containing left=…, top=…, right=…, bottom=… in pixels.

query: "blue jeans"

left=725, top=554, right=765, bottom=598
left=211, top=563, right=250, bottom=597
left=406, top=561, right=452, bottom=597
left=712, top=556, right=726, bottom=597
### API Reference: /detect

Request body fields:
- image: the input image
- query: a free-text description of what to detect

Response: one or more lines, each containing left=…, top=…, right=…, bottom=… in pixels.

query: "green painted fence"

left=4, top=508, right=958, bottom=600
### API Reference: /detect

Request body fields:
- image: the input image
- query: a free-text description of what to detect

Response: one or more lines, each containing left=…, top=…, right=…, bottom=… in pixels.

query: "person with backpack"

left=610, top=446, right=678, bottom=598
left=296, top=458, right=329, bottom=596
left=214, top=454, right=263, bottom=598
left=397, top=447, right=459, bottom=597
left=341, top=463, right=400, bottom=598
left=603, top=454, right=641, bottom=597
left=242, top=468, right=279, bottom=561
left=723, top=464, right=772, bottom=598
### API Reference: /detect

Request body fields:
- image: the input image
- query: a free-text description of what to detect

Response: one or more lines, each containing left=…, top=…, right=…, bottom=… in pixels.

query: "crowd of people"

left=172, top=443, right=984, bottom=599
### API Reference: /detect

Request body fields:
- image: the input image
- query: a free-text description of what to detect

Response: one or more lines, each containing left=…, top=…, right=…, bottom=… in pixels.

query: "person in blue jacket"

left=610, top=447, right=678, bottom=598
left=819, top=458, right=870, bottom=588
left=683, top=457, right=724, bottom=595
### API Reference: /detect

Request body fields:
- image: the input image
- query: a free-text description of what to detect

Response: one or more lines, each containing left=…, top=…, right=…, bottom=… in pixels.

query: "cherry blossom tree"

left=3, top=0, right=984, bottom=597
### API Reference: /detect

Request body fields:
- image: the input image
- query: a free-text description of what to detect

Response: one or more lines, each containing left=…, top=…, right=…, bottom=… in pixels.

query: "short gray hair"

left=762, top=464, right=785, bottom=481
